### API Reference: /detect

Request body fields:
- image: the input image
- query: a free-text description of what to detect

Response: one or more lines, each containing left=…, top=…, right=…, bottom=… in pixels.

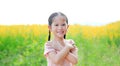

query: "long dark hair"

left=48, top=12, right=68, bottom=41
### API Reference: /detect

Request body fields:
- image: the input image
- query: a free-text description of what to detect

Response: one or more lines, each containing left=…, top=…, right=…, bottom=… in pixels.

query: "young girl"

left=44, top=12, right=78, bottom=66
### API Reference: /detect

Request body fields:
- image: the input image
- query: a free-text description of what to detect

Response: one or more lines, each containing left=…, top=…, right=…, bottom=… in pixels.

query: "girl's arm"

left=66, top=46, right=78, bottom=64
left=47, top=45, right=72, bottom=64
left=65, top=40, right=78, bottom=64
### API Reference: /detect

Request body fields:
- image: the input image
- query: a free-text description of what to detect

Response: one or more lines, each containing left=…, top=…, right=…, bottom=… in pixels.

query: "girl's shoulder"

left=45, top=41, right=53, bottom=46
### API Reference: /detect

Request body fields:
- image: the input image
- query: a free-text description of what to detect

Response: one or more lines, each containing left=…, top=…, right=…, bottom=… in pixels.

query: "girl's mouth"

left=57, top=31, right=64, bottom=34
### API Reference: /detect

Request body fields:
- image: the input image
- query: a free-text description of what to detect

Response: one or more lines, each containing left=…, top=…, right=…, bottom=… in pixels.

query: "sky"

left=0, top=0, right=120, bottom=26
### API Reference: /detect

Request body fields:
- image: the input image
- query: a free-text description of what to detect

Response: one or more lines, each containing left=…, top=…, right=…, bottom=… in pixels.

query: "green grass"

left=0, top=34, right=120, bottom=66
left=0, top=35, right=47, bottom=66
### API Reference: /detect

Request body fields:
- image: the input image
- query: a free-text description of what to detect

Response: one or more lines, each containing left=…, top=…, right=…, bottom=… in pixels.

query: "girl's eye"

left=62, top=24, right=66, bottom=26
left=55, top=24, right=58, bottom=26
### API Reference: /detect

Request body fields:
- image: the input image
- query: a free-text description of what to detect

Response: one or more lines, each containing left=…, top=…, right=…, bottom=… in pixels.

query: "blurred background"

left=0, top=0, right=120, bottom=66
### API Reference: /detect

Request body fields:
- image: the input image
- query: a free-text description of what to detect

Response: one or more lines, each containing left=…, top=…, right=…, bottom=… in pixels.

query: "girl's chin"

left=57, top=35, right=64, bottom=38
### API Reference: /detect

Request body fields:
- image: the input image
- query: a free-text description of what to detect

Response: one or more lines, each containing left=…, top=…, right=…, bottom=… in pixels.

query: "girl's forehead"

left=53, top=15, right=66, bottom=22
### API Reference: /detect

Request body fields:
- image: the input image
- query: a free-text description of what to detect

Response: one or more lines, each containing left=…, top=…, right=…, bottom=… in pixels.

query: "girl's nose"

left=58, top=26, right=62, bottom=29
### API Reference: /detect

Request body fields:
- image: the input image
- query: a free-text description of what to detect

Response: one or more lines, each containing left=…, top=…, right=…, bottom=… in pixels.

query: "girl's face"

left=49, top=15, right=69, bottom=39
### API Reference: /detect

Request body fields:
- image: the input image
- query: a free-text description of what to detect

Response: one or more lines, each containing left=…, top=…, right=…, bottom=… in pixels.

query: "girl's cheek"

left=64, top=27, right=67, bottom=30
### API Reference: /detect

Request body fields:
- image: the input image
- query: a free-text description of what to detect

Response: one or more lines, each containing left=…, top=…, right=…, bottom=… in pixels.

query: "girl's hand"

left=70, top=45, right=77, bottom=53
left=65, top=40, right=75, bottom=50
left=65, top=43, right=74, bottom=49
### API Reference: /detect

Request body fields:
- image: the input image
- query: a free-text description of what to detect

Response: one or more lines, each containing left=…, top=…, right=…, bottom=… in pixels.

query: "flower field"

left=0, top=21, right=120, bottom=66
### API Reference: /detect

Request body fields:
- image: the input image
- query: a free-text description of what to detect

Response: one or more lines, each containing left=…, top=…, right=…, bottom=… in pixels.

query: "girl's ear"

left=48, top=26, right=52, bottom=31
